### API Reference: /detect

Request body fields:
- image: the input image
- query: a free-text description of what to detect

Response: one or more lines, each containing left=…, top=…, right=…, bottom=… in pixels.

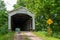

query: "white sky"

left=4, top=0, right=17, bottom=11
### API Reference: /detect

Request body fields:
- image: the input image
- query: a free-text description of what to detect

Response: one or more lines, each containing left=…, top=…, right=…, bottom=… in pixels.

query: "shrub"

left=0, top=22, right=8, bottom=35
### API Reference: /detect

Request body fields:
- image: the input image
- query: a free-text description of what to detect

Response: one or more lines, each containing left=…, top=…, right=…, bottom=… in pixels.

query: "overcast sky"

left=4, top=0, right=17, bottom=11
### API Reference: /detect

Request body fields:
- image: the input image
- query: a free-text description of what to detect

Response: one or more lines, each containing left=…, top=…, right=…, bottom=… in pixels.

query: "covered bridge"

left=8, top=7, right=35, bottom=31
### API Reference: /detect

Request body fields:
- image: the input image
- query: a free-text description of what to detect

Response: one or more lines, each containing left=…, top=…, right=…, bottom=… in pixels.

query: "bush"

left=52, top=33, right=60, bottom=39
left=0, top=22, right=8, bottom=35
left=0, top=32, right=14, bottom=40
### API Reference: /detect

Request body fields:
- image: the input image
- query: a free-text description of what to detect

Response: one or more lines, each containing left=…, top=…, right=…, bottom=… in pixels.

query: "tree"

left=0, top=0, right=8, bottom=34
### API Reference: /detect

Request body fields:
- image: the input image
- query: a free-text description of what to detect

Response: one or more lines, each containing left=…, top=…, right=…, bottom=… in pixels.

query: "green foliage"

left=0, top=32, right=14, bottom=40
left=0, top=22, right=8, bottom=34
left=0, top=0, right=8, bottom=34
left=52, top=33, right=60, bottom=39
left=33, top=31, right=60, bottom=40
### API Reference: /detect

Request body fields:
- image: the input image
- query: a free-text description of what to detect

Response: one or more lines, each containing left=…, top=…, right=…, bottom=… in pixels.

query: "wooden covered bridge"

left=8, top=7, right=35, bottom=31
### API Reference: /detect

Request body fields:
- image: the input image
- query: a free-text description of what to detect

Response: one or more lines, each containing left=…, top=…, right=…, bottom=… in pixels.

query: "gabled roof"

left=8, top=6, right=34, bottom=17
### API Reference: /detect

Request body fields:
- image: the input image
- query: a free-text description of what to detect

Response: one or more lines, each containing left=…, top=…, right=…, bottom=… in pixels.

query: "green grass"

left=0, top=32, right=14, bottom=40
left=25, top=36, right=30, bottom=40
left=24, top=34, right=30, bottom=40
left=33, top=31, right=60, bottom=40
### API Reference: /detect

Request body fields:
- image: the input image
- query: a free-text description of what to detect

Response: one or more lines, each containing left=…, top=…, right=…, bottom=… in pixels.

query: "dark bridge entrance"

left=11, top=14, right=32, bottom=31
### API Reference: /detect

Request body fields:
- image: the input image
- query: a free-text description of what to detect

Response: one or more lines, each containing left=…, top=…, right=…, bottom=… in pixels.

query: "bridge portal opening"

left=11, top=14, right=32, bottom=31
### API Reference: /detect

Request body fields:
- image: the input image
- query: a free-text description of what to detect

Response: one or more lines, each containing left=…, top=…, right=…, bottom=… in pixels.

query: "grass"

left=33, top=31, right=60, bottom=40
left=25, top=36, right=30, bottom=40
left=0, top=32, right=14, bottom=40
left=22, top=32, right=30, bottom=40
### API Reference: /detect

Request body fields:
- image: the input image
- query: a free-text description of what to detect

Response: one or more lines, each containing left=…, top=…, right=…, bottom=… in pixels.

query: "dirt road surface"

left=14, top=32, right=42, bottom=40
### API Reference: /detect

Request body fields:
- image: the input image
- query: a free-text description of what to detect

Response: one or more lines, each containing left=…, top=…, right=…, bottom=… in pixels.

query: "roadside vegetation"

left=33, top=31, right=60, bottom=40
left=0, top=32, right=14, bottom=40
